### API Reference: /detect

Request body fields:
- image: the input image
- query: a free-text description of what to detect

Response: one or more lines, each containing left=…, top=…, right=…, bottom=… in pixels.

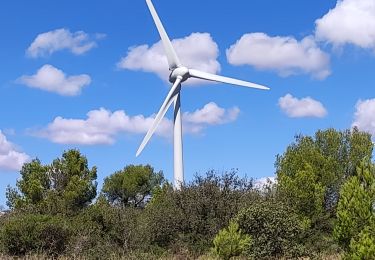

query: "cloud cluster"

left=226, top=33, right=331, bottom=79
left=0, top=131, right=30, bottom=171
left=278, top=94, right=327, bottom=118
left=35, top=103, right=240, bottom=145
left=352, top=99, right=375, bottom=136
left=18, top=64, right=91, bottom=96
left=184, top=102, right=240, bottom=134
left=315, top=0, right=375, bottom=50
left=27, top=28, right=104, bottom=58
left=118, top=33, right=220, bottom=84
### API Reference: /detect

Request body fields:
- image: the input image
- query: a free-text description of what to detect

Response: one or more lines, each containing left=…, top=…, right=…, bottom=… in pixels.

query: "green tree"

left=348, top=221, right=375, bottom=260
left=334, top=159, right=375, bottom=249
left=6, top=149, right=97, bottom=214
left=102, top=164, right=164, bottom=207
left=276, top=128, right=373, bottom=222
left=212, top=221, right=252, bottom=260
left=6, top=159, right=49, bottom=209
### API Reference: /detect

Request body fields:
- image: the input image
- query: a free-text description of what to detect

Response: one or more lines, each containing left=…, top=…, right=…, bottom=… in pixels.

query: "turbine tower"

left=136, top=0, right=270, bottom=189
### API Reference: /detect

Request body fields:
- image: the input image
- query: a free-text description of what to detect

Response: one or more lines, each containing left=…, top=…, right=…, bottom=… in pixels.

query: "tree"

left=102, top=165, right=164, bottom=207
left=6, top=149, right=97, bottom=214
left=6, top=159, right=49, bottom=209
left=276, top=128, right=373, bottom=222
left=348, top=221, right=375, bottom=260
left=334, top=159, right=375, bottom=249
left=212, top=221, right=252, bottom=260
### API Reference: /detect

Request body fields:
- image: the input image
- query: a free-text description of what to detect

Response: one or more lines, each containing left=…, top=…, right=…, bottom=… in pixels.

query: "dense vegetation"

left=0, top=128, right=374, bottom=259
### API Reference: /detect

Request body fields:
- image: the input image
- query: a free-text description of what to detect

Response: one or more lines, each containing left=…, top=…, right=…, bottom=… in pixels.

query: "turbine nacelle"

left=169, top=66, right=190, bottom=83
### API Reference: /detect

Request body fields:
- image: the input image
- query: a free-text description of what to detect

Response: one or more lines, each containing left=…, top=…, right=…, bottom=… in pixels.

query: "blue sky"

left=1, top=0, right=375, bottom=206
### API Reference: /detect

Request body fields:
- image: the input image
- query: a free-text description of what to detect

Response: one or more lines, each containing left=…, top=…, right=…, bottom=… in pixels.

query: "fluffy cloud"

left=35, top=103, right=240, bottom=145
left=315, top=0, right=375, bottom=50
left=184, top=102, right=240, bottom=134
left=18, top=64, right=91, bottom=96
left=278, top=94, right=327, bottom=118
left=117, top=33, right=220, bottom=84
left=226, top=33, right=331, bottom=79
left=0, top=131, right=30, bottom=171
left=352, top=99, right=375, bottom=136
left=27, top=28, right=104, bottom=58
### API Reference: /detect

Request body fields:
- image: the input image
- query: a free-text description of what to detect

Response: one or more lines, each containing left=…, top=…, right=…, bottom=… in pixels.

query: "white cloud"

left=117, top=32, right=220, bottom=84
left=0, top=131, right=30, bottom=171
left=27, top=28, right=104, bottom=58
left=278, top=94, right=327, bottom=118
left=253, top=177, right=277, bottom=190
left=183, top=102, right=240, bottom=134
left=315, top=0, right=375, bottom=50
left=352, top=99, right=375, bottom=136
left=226, top=33, right=331, bottom=79
left=18, top=64, right=91, bottom=96
left=34, top=103, right=240, bottom=145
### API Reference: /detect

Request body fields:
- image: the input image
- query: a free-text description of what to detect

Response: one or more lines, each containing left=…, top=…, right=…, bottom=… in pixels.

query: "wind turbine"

left=136, top=0, right=270, bottom=189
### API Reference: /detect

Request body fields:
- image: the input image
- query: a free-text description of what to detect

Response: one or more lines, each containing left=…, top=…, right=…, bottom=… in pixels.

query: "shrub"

left=347, top=222, right=375, bottom=260
left=212, top=221, right=251, bottom=260
left=142, top=171, right=256, bottom=254
left=67, top=198, right=144, bottom=257
left=235, top=200, right=305, bottom=258
left=0, top=213, right=70, bottom=256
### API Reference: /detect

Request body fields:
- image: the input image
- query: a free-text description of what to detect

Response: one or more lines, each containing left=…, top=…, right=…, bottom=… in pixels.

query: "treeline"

left=0, top=128, right=374, bottom=259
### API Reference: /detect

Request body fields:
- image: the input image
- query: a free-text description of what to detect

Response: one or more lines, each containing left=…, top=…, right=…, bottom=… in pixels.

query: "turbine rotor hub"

left=169, top=67, right=189, bottom=83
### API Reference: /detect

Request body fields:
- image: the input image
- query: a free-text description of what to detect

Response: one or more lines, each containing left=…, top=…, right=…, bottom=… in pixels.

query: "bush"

left=347, top=222, right=375, bottom=260
left=212, top=221, right=251, bottom=260
left=142, top=171, right=256, bottom=254
left=67, top=198, right=144, bottom=257
left=235, top=200, right=306, bottom=258
left=0, top=213, right=70, bottom=256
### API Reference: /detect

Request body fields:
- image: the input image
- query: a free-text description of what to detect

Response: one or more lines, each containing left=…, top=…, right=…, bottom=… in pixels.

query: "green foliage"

left=67, top=197, right=144, bottom=258
left=347, top=222, right=375, bottom=260
left=6, top=159, right=49, bottom=209
left=278, top=163, right=326, bottom=221
left=142, top=170, right=256, bottom=254
left=0, top=213, right=70, bottom=256
left=276, top=128, right=373, bottom=222
left=6, top=150, right=97, bottom=215
left=235, top=200, right=306, bottom=258
left=2, top=128, right=373, bottom=258
left=334, top=159, right=375, bottom=249
left=212, top=221, right=252, bottom=260
left=102, top=164, right=164, bottom=207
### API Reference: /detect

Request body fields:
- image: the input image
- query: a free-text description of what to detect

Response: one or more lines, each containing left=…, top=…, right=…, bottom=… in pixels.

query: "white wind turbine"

left=136, top=0, right=270, bottom=189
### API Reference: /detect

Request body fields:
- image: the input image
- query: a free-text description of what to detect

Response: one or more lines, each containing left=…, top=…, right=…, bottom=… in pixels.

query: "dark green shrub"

left=0, top=213, right=70, bottom=256
left=235, top=200, right=305, bottom=258
left=142, top=171, right=256, bottom=254
left=68, top=198, right=144, bottom=257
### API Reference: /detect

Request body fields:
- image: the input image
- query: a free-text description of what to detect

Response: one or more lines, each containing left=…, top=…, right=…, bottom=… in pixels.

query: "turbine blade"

left=188, top=69, right=270, bottom=90
left=145, top=0, right=181, bottom=70
left=136, top=77, right=183, bottom=157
